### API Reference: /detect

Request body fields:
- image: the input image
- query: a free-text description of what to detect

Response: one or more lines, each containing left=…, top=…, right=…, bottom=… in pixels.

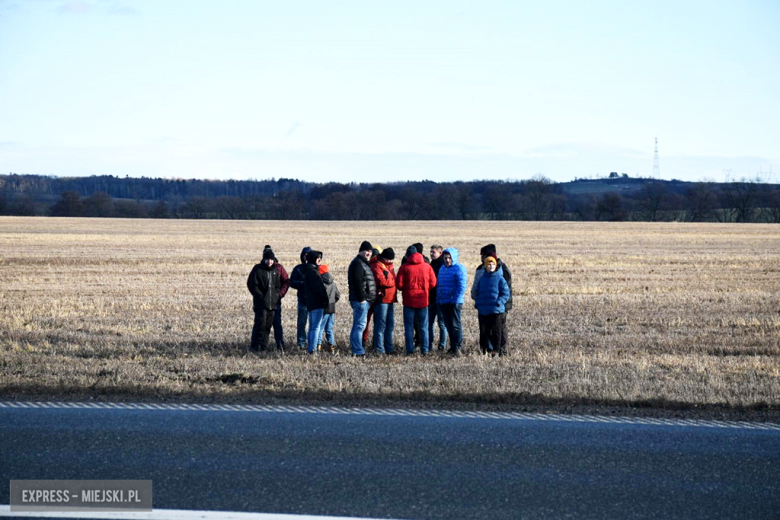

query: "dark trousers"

left=501, top=310, right=509, bottom=349
left=362, top=300, right=376, bottom=344
left=272, top=301, right=284, bottom=348
left=440, top=303, right=463, bottom=352
left=251, top=308, right=275, bottom=352
left=428, top=300, right=447, bottom=350
left=478, top=313, right=505, bottom=355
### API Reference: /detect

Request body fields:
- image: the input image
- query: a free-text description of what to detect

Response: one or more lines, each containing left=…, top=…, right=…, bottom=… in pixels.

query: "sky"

left=1, top=0, right=778, bottom=184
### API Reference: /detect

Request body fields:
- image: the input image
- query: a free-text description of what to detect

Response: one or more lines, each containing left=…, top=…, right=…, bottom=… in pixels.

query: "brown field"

left=1, top=217, right=779, bottom=420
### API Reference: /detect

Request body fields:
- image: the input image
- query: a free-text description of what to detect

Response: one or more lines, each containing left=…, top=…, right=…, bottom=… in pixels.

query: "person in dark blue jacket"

left=436, top=247, right=468, bottom=355
left=302, top=250, right=329, bottom=355
left=475, top=254, right=510, bottom=356
left=289, top=246, right=312, bottom=349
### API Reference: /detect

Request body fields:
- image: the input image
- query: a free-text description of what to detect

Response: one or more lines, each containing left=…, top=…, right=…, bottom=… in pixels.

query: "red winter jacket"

left=396, top=253, right=437, bottom=309
left=370, top=257, right=397, bottom=304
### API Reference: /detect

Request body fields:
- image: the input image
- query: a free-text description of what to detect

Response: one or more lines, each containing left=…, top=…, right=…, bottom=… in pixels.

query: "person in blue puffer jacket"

left=436, top=247, right=468, bottom=355
left=475, top=254, right=510, bottom=356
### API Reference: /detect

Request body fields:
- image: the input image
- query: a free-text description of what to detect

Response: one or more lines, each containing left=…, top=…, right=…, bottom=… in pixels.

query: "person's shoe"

left=386, top=350, right=397, bottom=356
left=297, top=344, right=305, bottom=350
left=317, top=345, right=322, bottom=351
left=351, top=353, right=365, bottom=359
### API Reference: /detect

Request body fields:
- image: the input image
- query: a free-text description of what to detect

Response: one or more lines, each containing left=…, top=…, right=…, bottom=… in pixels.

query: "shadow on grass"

left=2, top=383, right=778, bottom=420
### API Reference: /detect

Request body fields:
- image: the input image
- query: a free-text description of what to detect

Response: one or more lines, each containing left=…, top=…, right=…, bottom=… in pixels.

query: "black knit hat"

left=480, top=244, right=497, bottom=256
left=263, top=248, right=275, bottom=260
left=300, top=246, right=312, bottom=263
left=406, top=245, right=418, bottom=257
left=380, top=248, right=395, bottom=261
left=306, top=250, right=323, bottom=264
left=360, top=240, right=373, bottom=252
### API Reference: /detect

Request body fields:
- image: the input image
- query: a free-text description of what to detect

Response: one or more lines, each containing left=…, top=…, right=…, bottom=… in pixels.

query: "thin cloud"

left=55, top=1, right=92, bottom=14
left=107, top=2, right=139, bottom=15
left=426, top=142, right=493, bottom=152
left=286, top=122, right=302, bottom=138
left=53, top=1, right=139, bottom=16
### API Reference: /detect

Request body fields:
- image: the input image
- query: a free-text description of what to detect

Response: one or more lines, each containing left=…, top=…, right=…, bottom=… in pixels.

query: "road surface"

left=1, top=402, right=779, bottom=519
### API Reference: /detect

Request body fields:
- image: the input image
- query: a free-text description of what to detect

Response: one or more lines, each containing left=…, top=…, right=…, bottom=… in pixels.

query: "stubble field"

left=1, top=217, right=779, bottom=420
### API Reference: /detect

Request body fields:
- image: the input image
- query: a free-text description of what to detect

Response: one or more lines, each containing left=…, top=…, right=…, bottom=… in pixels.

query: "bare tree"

left=637, top=182, right=668, bottom=221
left=720, top=171, right=761, bottom=222
left=685, top=183, right=718, bottom=222
left=595, top=192, right=626, bottom=221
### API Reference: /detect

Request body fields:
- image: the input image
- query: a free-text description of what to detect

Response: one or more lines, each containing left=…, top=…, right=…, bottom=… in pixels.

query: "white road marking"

left=0, top=505, right=381, bottom=519
left=0, top=401, right=777, bottom=431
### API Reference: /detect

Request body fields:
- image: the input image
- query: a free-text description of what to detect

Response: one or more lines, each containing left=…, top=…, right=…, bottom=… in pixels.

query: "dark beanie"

left=406, top=245, right=418, bottom=257
left=413, top=243, right=423, bottom=254
left=263, top=249, right=275, bottom=260
left=360, top=240, right=373, bottom=252
left=480, top=244, right=497, bottom=256
left=306, top=250, right=322, bottom=264
left=380, top=248, right=395, bottom=261
left=300, top=246, right=312, bottom=263
left=263, top=244, right=272, bottom=251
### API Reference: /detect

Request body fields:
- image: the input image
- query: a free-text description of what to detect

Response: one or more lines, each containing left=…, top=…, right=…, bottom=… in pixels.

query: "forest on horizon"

left=1, top=173, right=778, bottom=223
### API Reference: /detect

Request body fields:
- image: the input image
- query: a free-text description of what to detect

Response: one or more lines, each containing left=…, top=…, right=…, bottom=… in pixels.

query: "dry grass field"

left=1, top=217, right=779, bottom=419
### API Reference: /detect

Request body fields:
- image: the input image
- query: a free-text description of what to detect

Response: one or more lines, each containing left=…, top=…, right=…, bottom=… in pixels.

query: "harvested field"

left=1, top=217, right=779, bottom=420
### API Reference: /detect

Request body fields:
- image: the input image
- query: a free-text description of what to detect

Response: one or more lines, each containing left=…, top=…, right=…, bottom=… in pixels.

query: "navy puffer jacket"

left=475, top=266, right=510, bottom=315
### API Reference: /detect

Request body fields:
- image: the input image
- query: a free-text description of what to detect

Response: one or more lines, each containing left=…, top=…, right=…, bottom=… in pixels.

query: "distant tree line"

left=1, top=173, right=779, bottom=223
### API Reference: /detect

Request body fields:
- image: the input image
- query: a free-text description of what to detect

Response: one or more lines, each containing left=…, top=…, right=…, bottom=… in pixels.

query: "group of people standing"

left=247, top=242, right=513, bottom=357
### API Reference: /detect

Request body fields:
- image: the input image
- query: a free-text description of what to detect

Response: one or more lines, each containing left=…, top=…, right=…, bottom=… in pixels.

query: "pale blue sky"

left=1, top=0, right=778, bottom=182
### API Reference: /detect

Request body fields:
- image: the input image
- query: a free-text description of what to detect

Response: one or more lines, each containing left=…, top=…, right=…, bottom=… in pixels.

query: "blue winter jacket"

left=475, top=266, right=510, bottom=315
left=436, top=247, right=468, bottom=305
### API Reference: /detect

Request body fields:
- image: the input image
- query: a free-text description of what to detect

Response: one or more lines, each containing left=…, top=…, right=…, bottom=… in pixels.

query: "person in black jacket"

left=247, top=249, right=283, bottom=352
left=302, top=250, right=329, bottom=355
left=347, top=240, right=376, bottom=356
left=289, top=246, right=312, bottom=350
left=428, top=244, right=447, bottom=351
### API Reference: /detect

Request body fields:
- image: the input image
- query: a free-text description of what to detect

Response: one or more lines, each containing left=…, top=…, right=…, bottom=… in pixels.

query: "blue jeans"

left=403, top=306, right=429, bottom=354
left=372, top=303, right=395, bottom=354
left=273, top=301, right=284, bottom=348
left=440, top=303, right=463, bottom=352
left=320, top=313, right=335, bottom=346
left=350, top=300, right=369, bottom=355
left=296, top=302, right=308, bottom=347
left=428, top=300, right=447, bottom=350
left=307, top=308, right=325, bottom=354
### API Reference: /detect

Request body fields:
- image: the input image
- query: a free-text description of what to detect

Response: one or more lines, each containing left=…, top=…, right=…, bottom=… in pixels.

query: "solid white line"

left=0, top=401, right=778, bottom=431
left=0, top=505, right=382, bottom=520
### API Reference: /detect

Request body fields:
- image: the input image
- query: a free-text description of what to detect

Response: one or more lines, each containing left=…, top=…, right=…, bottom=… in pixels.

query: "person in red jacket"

left=370, top=248, right=397, bottom=354
left=396, top=246, right=437, bottom=355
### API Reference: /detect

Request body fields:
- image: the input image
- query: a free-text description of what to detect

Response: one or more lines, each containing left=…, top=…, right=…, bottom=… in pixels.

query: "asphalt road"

left=1, top=404, right=779, bottom=519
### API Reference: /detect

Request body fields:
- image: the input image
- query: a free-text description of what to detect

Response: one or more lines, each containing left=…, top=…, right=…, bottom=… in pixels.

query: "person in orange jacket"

left=370, top=248, right=397, bottom=354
